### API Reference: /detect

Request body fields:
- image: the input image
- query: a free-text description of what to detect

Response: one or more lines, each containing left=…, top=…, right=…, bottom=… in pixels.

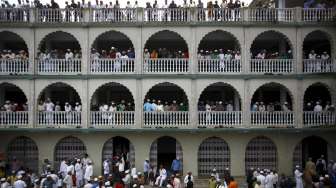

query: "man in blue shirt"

left=144, top=99, right=153, bottom=112
left=171, top=156, right=182, bottom=175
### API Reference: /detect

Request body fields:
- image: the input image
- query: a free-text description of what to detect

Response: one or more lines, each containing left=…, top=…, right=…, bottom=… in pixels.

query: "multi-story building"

left=0, top=2, right=335, bottom=180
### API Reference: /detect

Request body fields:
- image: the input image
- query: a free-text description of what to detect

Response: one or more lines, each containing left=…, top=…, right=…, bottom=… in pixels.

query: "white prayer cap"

left=319, top=177, right=324, bottom=181
left=295, top=165, right=300, bottom=168
left=133, top=184, right=137, bottom=188
left=105, top=181, right=110, bottom=186
left=125, top=170, right=130, bottom=174
left=132, top=175, right=138, bottom=179
left=94, top=178, right=98, bottom=181
left=0, top=178, right=6, bottom=182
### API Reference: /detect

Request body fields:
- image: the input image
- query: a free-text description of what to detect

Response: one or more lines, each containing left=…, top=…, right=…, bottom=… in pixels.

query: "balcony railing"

left=0, top=8, right=30, bottom=22
left=90, top=58, right=135, bottom=73
left=91, top=8, right=137, bottom=22
left=37, top=8, right=83, bottom=23
left=0, top=59, right=29, bottom=74
left=143, top=111, right=189, bottom=128
left=249, top=8, right=294, bottom=22
left=251, top=111, right=294, bottom=127
left=198, top=59, right=241, bottom=73
left=196, top=8, right=242, bottom=22
left=303, top=59, right=335, bottom=73
left=144, top=8, right=191, bottom=22
left=90, top=111, right=135, bottom=128
left=198, top=111, right=242, bottom=128
left=37, top=111, right=81, bottom=128
left=37, top=59, right=81, bottom=74
left=303, top=111, right=335, bottom=127
left=302, top=8, right=336, bottom=22
left=143, top=58, right=189, bottom=73
left=0, top=111, right=29, bottom=127
left=250, top=59, right=293, bottom=74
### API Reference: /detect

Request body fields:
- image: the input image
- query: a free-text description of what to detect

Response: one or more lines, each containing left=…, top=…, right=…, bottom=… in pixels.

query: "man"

left=44, top=98, right=55, bottom=124
left=228, top=177, right=238, bottom=188
left=103, top=158, right=110, bottom=180
left=314, top=102, right=322, bottom=112
left=143, top=159, right=150, bottom=184
left=171, top=157, right=182, bottom=175
left=59, top=159, right=68, bottom=178
left=294, top=165, right=303, bottom=188
left=63, top=172, right=73, bottom=188
left=173, top=174, right=182, bottom=188
left=122, top=170, right=131, bottom=188
left=184, top=171, right=194, bottom=188
left=155, top=165, right=167, bottom=187
left=265, top=170, right=274, bottom=188
left=208, top=174, right=216, bottom=188
left=143, top=99, right=152, bottom=112
left=13, top=176, right=26, bottom=188
left=75, top=159, right=83, bottom=188
left=257, top=171, right=266, bottom=188
left=84, top=161, right=93, bottom=184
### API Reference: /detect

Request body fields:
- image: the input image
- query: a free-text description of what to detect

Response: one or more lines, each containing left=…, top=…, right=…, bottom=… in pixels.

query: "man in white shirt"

left=44, top=98, right=55, bottom=124
left=321, top=51, right=330, bottom=60
left=66, top=161, right=75, bottom=176
left=157, top=100, right=164, bottom=112
left=122, top=170, right=131, bottom=187
left=65, top=49, right=74, bottom=61
left=294, top=166, right=303, bottom=188
left=59, top=159, right=68, bottom=178
left=265, top=170, right=274, bottom=188
left=103, top=159, right=110, bottom=180
left=13, top=176, right=27, bottom=188
left=257, top=171, right=266, bottom=188
left=308, top=50, right=316, bottom=59
left=155, top=165, right=167, bottom=187
left=184, top=171, right=194, bottom=187
left=314, top=101, right=323, bottom=112
left=75, top=102, right=82, bottom=112
left=75, top=159, right=83, bottom=188
left=84, top=161, right=93, bottom=184
left=64, top=102, right=73, bottom=123
left=151, top=100, right=158, bottom=111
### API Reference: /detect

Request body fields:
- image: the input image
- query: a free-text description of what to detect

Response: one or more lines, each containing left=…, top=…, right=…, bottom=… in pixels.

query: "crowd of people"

left=143, top=48, right=189, bottom=59
left=38, top=49, right=81, bottom=61
left=197, top=49, right=241, bottom=60
left=251, top=101, right=292, bottom=112
left=0, top=50, right=28, bottom=60
left=93, top=100, right=134, bottom=111
left=143, top=99, right=188, bottom=112
left=38, top=98, right=82, bottom=112
left=304, top=0, right=336, bottom=9
left=0, top=100, right=28, bottom=112
left=306, top=50, right=331, bottom=60
left=198, top=101, right=236, bottom=111
left=91, top=47, right=135, bottom=60
left=252, top=50, right=293, bottom=60
left=304, top=101, right=335, bottom=112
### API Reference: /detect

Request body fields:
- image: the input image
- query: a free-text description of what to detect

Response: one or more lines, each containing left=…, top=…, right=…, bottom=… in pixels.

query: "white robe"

left=295, top=169, right=303, bottom=188
left=265, top=174, right=274, bottom=188
left=84, top=165, right=93, bottom=181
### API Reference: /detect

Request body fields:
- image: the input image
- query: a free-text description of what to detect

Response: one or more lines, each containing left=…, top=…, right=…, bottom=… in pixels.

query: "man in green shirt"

left=209, top=175, right=217, bottom=188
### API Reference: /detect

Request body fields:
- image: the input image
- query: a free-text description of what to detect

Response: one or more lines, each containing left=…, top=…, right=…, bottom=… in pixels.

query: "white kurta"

left=84, top=165, right=93, bottom=181
left=295, top=169, right=303, bottom=188
left=75, top=163, right=83, bottom=180
left=265, top=174, right=274, bottom=188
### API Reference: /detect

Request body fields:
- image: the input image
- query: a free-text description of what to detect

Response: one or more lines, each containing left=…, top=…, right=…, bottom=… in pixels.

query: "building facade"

left=0, top=7, right=335, bottom=178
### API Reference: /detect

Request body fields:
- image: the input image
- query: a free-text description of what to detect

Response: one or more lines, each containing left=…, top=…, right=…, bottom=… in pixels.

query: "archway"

left=245, top=136, right=278, bottom=173
left=198, top=137, right=230, bottom=177
left=7, top=136, right=38, bottom=173
left=0, top=31, right=28, bottom=56
left=149, top=136, right=183, bottom=173
left=303, top=83, right=332, bottom=110
left=303, top=30, right=332, bottom=59
left=54, top=136, right=87, bottom=168
left=102, top=136, right=135, bottom=173
left=0, top=83, right=28, bottom=111
left=250, top=30, right=292, bottom=59
left=39, top=31, right=81, bottom=55
left=293, top=136, right=330, bottom=170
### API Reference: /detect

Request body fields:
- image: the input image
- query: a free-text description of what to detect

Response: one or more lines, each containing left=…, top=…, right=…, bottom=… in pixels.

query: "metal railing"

left=143, top=111, right=189, bottom=128
left=91, top=8, right=137, bottom=22
left=198, top=111, right=242, bottom=127
left=37, top=59, right=81, bottom=74
left=303, top=59, right=335, bottom=73
left=302, top=8, right=335, bottom=22
left=249, top=8, right=295, bottom=22
left=90, top=111, right=135, bottom=128
left=250, top=59, right=293, bottom=74
left=37, top=8, right=83, bottom=23
left=0, top=59, right=29, bottom=74
left=37, top=111, right=82, bottom=127
left=196, top=8, right=242, bottom=22
left=143, top=58, right=189, bottom=73
left=0, top=8, right=30, bottom=22
left=144, top=8, right=191, bottom=22
left=251, top=111, right=294, bottom=127
left=303, top=111, right=335, bottom=127
left=0, top=111, right=29, bottom=127
left=90, top=58, right=135, bottom=73
left=198, top=59, right=241, bottom=73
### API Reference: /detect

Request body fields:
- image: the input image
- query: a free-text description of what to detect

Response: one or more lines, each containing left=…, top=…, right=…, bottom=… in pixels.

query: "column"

left=189, top=79, right=197, bottom=128
left=81, top=28, right=90, bottom=75
left=190, top=27, right=197, bottom=74
left=135, top=79, right=142, bottom=129
left=280, top=87, right=287, bottom=105
left=82, top=80, right=89, bottom=128
left=242, top=28, right=249, bottom=74
left=243, top=80, right=251, bottom=127
left=296, top=28, right=303, bottom=73
left=30, top=80, right=35, bottom=128
left=296, top=80, right=303, bottom=128
left=234, top=92, right=240, bottom=111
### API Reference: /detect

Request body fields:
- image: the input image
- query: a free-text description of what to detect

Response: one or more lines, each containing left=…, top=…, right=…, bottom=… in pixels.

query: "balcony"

left=248, top=8, right=294, bottom=22
left=37, top=111, right=82, bottom=128
left=302, top=8, right=335, bottom=22
left=144, top=8, right=191, bottom=22
left=303, top=59, right=335, bottom=73
left=251, top=111, right=294, bottom=127
left=91, top=8, right=137, bottom=23
left=303, top=111, right=336, bottom=127
left=0, top=8, right=30, bottom=22
left=90, top=58, right=135, bottom=74
left=143, top=111, right=189, bottom=128
left=250, top=59, right=294, bottom=74
left=196, top=8, right=242, bottom=22
left=198, top=59, right=241, bottom=73
left=36, top=8, right=83, bottom=23
left=37, top=59, right=81, bottom=75
left=0, top=111, right=29, bottom=127
left=0, top=59, right=29, bottom=75
left=143, top=58, right=189, bottom=74
left=198, top=111, right=242, bottom=128
left=90, top=111, right=135, bottom=128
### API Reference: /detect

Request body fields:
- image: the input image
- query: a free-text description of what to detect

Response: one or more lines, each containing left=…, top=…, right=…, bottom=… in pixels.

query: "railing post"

left=137, top=8, right=143, bottom=22
left=83, top=8, right=91, bottom=23
left=243, top=7, right=249, bottom=22
left=294, top=7, right=302, bottom=23
left=29, top=8, right=36, bottom=23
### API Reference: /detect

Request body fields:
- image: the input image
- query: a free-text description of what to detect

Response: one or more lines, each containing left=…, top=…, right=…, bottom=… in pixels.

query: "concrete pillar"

left=229, top=136, right=248, bottom=176
left=190, top=79, right=197, bottom=128
left=135, top=79, right=142, bottom=129
left=278, top=0, right=286, bottom=8
left=81, top=28, right=90, bottom=75
left=242, top=28, right=249, bottom=74
left=276, top=136, right=294, bottom=175
left=243, top=80, right=251, bottom=127
left=280, top=87, right=287, bottom=105
left=279, top=39, right=287, bottom=56
left=296, top=80, right=303, bottom=128
left=296, top=28, right=303, bottom=73
left=30, top=80, right=35, bottom=128
left=82, top=80, right=89, bottom=128
left=190, top=27, right=197, bottom=74
left=234, top=91, right=240, bottom=111
left=132, top=134, right=152, bottom=175
left=178, top=134, right=199, bottom=176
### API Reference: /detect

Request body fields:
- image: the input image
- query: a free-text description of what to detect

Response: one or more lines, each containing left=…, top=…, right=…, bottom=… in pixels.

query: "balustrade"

left=90, top=111, right=135, bottom=128
left=37, top=111, right=82, bottom=127
left=250, top=59, right=293, bottom=74
left=0, top=59, right=29, bottom=74
left=249, top=8, right=294, bottom=22
left=143, top=111, right=189, bottom=128
left=196, top=8, right=242, bottom=22
left=302, top=8, right=335, bottom=22
left=144, top=8, right=190, bottom=22
left=91, top=8, right=137, bottom=22
left=303, top=59, right=335, bottom=73
left=0, top=8, right=30, bottom=22
left=143, top=58, right=189, bottom=73
left=0, top=111, right=29, bottom=127
left=37, top=8, right=83, bottom=23
left=90, top=58, right=135, bottom=73
left=37, top=59, right=81, bottom=74
left=303, top=111, right=335, bottom=127
left=198, top=111, right=242, bottom=127
left=198, top=59, right=241, bottom=73
left=251, top=111, right=294, bottom=127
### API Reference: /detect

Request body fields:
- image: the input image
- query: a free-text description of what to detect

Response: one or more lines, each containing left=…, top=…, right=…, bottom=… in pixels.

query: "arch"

left=144, top=82, right=189, bottom=108
left=303, top=30, right=333, bottom=59
left=0, top=31, right=29, bottom=56
left=102, top=136, right=135, bottom=170
left=7, top=136, right=38, bottom=172
left=303, top=82, right=332, bottom=110
left=37, top=82, right=82, bottom=108
left=90, top=82, right=135, bottom=111
left=198, top=137, right=230, bottom=177
left=38, top=31, right=82, bottom=53
left=197, top=30, right=241, bottom=52
left=251, top=82, right=294, bottom=110
left=250, top=30, right=293, bottom=58
left=245, top=136, right=278, bottom=173
left=144, top=30, right=189, bottom=55
left=91, top=30, right=135, bottom=57
left=292, top=136, right=330, bottom=171
left=149, top=136, right=183, bottom=173
left=54, top=136, right=87, bottom=167
left=198, top=82, right=242, bottom=111
left=0, top=82, right=28, bottom=107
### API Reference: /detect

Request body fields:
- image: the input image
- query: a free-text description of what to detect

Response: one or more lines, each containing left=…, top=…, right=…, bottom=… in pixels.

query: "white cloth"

left=67, top=164, right=74, bottom=175
left=64, top=105, right=72, bottom=112
left=155, top=168, right=167, bottom=187
left=75, top=105, right=82, bottom=112
left=63, top=174, right=73, bottom=188
left=122, top=174, right=131, bottom=185
left=183, top=175, right=194, bottom=186
left=257, top=174, right=266, bottom=188
left=13, top=180, right=27, bottom=188
left=65, top=52, right=74, bottom=61
left=265, top=174, right=274, bottom=188
left=60, top=161, right=68, bottom=176
left=314, top=104, right=322, bottom=112
left=173, top=177, right=182, bottom=188
left=84, top=165, right=93, bottom=181
left=103, top=160, right=110, bottom=175
left=75, top=163, right=83, bottom=180
left=45, top=102, right=55, bottom=112
left=295, top=169, right=303, bottom=188
left=1, top=182, right=10, bottom=188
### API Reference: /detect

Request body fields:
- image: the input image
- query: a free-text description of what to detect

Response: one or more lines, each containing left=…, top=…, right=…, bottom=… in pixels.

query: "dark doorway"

left=302, top=136, right=328, bottom=167
left=157, top=136, right=176, bottom=170
left=113, top=136, right=130, bottom=156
